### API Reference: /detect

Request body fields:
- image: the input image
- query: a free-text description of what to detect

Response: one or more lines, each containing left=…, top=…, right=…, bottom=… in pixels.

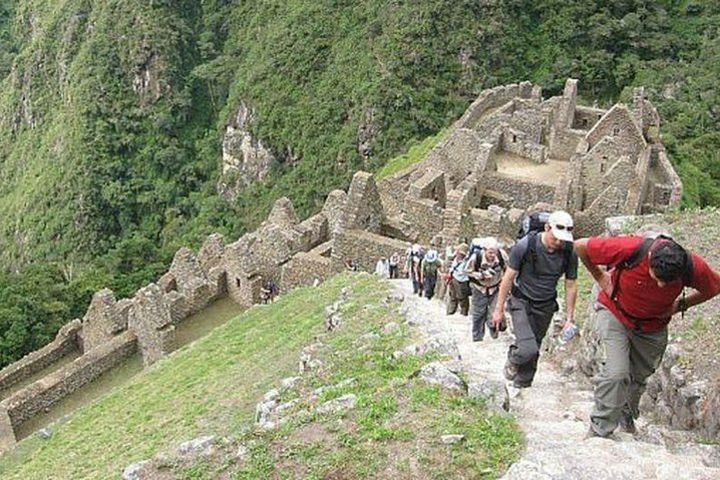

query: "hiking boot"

left=619, top=412, right=637, bottom=434
left=498, top=318, right=507, bottom=332
left=489, top=327, right=499, bottom=339
left=503, top=360, right=518, bottom=382
left=585, top=426, right=604, bottom=439
left=488, top=322, right=499, bottom=339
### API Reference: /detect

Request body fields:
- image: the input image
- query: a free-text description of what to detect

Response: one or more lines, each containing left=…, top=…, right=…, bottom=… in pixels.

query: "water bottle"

left=561, top=323, right=579, bottom=343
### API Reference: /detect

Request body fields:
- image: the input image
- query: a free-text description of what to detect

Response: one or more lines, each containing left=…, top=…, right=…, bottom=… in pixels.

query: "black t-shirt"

left=509, top=234, right=578, bottom=302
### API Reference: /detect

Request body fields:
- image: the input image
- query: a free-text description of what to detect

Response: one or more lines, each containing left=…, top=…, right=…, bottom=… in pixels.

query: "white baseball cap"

left=548, top=210, right=574, bottom=242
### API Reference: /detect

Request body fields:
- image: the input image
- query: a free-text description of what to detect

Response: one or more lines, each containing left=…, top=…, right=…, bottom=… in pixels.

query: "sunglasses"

left=553, top=224, right=574, bottom=232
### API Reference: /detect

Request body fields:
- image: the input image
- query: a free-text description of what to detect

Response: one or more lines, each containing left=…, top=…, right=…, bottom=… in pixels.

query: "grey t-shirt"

left=509, top=233, right=578, bottom=302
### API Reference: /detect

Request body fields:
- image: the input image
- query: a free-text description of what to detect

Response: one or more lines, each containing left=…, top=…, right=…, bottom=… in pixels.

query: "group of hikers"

left=388, top=210, right=720, bottom=439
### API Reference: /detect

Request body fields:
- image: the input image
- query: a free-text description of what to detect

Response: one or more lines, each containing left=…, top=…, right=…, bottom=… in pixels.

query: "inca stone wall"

left=0, top=320, right=81, bottom=396
left=128, top=284, right=176, bottom=367
left=280, top=252, right=335, bottom=291
left=482, top=173, right=557, bottom=210
left=82, top=290, right=131, bottom=352
left=1, top=331, right=136, bottom=430
left=332, top=229, right=409, bottom=273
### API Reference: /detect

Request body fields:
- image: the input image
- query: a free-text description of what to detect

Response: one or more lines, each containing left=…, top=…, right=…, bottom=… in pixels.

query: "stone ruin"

left=377, top=78, right=681, bottom=246
left=0, top=79, right=682, bottom=452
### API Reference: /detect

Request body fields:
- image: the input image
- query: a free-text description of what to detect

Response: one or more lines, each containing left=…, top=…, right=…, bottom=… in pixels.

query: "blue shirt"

left=449, top=258, right=469, bottom=282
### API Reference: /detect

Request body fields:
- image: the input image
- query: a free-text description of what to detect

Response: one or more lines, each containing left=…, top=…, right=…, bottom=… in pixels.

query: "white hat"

left=548, top=210, right=574, bottom=242
left=425, top=249, right=438, bottom=262
left=482, top=237, right=499, bottom=250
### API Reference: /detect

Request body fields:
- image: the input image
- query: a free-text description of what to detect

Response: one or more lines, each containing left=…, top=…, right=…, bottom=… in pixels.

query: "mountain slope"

left=0, top=0, right=719, bottom=366
left=0, top=273, right=522, bottom=479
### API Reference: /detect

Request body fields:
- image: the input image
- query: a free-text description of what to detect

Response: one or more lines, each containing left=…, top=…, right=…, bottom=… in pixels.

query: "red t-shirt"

left=587, top=236, right=720, bottom=332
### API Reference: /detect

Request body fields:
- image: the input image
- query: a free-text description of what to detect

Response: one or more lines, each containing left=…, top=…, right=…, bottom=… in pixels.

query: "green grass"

left=0, top=273, right=522, bottom=479
left=0, top=275, right=352, bottom=479
left=229, top=276, right=522, bottom=479
left=376, top=130, right=447, bottom=180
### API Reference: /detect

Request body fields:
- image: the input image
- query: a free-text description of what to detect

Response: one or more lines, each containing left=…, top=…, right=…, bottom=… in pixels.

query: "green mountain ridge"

left=0, top=0, right=719, bottom=365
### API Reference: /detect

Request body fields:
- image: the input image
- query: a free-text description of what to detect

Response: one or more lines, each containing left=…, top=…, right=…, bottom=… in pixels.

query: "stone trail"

left=393, top=279, right=719, bottom=480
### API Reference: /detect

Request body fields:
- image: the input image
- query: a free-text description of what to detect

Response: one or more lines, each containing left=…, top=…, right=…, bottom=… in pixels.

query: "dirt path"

left=392, top=279, right=719, bottom=479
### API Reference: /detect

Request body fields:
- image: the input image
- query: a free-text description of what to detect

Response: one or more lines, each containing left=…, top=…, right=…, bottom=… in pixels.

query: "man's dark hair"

left=650, top=241, right=689, bottom=282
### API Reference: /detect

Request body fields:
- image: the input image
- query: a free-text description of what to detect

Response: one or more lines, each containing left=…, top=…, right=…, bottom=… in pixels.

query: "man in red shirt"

left=574, top=235, right=720, bottom=438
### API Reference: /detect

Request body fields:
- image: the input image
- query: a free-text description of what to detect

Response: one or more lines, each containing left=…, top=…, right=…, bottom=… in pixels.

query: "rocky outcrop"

left=640, top=344, right=718, bottom=439
left=217, top=102, right=276, bottom=200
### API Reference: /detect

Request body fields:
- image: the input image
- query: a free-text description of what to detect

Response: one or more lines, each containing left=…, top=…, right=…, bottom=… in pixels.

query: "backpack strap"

left=521, top=231, right=539, bottom=270
left=611, top=235, right=695, bottom=325
left=611, top=237, right=659, bottom=302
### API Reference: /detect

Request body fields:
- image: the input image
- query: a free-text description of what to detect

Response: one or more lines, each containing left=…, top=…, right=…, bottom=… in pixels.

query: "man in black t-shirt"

left=491, top=211, right=579, bottom=388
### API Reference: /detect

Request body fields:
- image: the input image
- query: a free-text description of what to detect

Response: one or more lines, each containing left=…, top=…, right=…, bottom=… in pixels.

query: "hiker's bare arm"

left=491, top=267, right=517, bottom=327
left=564, top=278, right=577, bottom=325
left=574, top=238, right=611, bottom=295
left=672, top=286, right=720, bottom=314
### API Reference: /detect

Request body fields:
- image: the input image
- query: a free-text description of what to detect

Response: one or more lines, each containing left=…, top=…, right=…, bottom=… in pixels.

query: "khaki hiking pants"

left=446, top=279, right=469, bottom=316
left=590, top=306, right=668, bottom=437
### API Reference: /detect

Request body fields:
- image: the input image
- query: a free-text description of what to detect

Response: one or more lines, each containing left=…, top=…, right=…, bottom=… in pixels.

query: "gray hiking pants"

left=590, top=306, right=667, bottom=436
left=471, top=287, right=498, bottom=341
left=506, top=295, right=557, bottom=387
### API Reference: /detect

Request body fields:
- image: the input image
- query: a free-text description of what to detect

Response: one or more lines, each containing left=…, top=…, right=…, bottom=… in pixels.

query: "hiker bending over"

left=466, top=237, right=508, bottom=341
left=575, top=234, right=720, bottom=438
left=492, top=211, right=578, bottom=388
left=420, top=248, right=441, bottom=300
left=444, top=243, right=470, bottom=316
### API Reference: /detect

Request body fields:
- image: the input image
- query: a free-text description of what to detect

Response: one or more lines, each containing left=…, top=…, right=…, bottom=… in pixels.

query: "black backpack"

left=517, top=212, right=551, bottom=240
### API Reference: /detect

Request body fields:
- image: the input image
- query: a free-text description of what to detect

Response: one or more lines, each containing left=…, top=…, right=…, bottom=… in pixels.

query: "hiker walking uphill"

left=421, top=248, right=442, bottom=300
left=407, top=244, right=424, bottom=296
left=444, top=243, right=471, bottom=316
left=466, top=237, right=507, bottom=341
left=492, top=211, right=578, bottom=388
left=574, top=234, right=720, bottom=438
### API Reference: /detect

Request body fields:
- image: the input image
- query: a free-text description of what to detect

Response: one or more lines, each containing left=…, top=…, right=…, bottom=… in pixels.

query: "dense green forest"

left=0, top=0, right=718, bottom=366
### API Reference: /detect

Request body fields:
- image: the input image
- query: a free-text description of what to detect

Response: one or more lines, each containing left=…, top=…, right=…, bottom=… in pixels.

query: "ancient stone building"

left=377, top=78, right=681, bottom=243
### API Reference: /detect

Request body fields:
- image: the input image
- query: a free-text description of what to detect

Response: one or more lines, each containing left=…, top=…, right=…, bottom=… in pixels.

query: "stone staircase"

left=392, top=279, right=720, bottom=480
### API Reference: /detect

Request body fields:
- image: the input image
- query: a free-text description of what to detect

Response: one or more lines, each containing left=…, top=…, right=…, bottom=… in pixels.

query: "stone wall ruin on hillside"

left=0, top=79, right=684, bottom=452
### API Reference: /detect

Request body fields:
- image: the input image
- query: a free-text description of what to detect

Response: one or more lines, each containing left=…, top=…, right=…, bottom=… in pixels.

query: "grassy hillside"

left=1, top=0, right=720, bottom=366
left=0, top=273, right=522, bottom=479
